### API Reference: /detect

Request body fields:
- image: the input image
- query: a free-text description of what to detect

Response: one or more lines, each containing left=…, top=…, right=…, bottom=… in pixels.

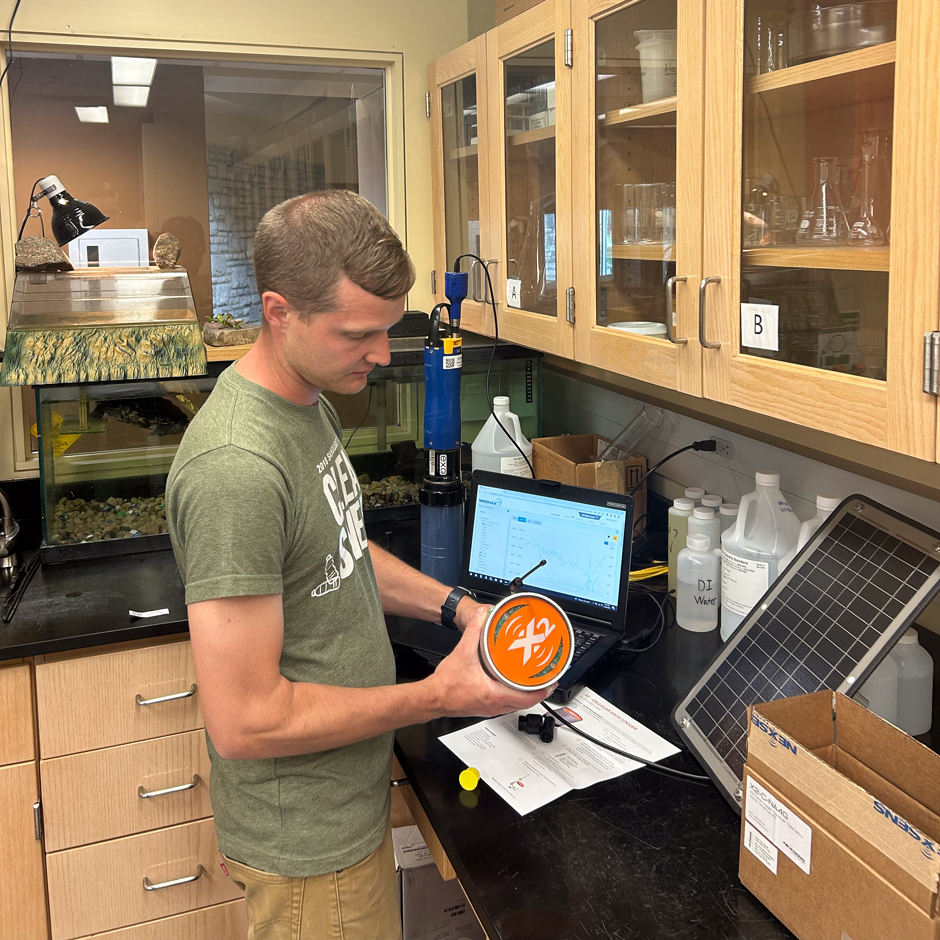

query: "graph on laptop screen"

left=468, top=483, right=627, bottom=611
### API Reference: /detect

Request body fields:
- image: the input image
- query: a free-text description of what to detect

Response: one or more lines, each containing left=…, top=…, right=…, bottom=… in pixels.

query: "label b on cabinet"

left=506, top=278, right=522, bottom=309
left=741, top=302, right=779, bottom=351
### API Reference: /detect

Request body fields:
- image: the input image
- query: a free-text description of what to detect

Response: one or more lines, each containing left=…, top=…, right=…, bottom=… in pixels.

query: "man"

left=166, top=190, right=549, bottom=940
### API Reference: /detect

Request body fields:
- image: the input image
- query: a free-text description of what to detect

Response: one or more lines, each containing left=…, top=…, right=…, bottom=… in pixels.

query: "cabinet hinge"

left=924, top=332, right=940, bottom=395
left=425, top=92, right=431, bottom=119
left=565, top=286, right=575, bottom=324
left=431, top=270, right=437, bottom=294
left=564, top=29, right=573, bottom=68
left=33, top=801, right=42, bottom=841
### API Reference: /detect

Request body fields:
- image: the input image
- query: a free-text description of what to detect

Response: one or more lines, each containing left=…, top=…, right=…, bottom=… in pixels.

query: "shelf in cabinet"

left=447, top=144, right=478, bottom=160
left=747, top=43, right=895, bottom=119
left=743, top=247, right=889, bottom=271
left=507, top=125, right=556, bottom=146
left=600, top=96, right=677, bottom=128
left=612, top=244, right=675, bottom=262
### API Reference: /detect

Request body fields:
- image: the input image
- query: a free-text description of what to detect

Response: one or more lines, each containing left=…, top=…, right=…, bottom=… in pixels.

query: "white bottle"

left=720, top=472, right=800, bottom=641
left=471, top=396, right=533, bottom=477
left=891, top=628, right=933, bottom=735
left=779, top=493, right=842, bottom=570
left=689, top=507, right=720, bottom=552
left=684, top=487, right=705, bottom=505
left=718, top=503, right=739, bottom=537
left=667, top=497, right=695, bottom=593
left=677, top=533, right=719, bottom=632
left=701, top=494, right=723, bottom=510
left=858, top=654, right=898, bottom=725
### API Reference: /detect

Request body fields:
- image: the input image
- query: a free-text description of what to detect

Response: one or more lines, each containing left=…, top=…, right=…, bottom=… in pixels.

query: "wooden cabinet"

left=32, top=639, right=245, bottom=940
left=430, top=0, right=940, bottom=460
left=0, top=663, right=48, bottom=940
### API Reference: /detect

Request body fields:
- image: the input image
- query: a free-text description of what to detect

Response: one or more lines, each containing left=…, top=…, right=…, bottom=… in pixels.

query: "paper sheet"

left=439, top=687, right=680, bottom=815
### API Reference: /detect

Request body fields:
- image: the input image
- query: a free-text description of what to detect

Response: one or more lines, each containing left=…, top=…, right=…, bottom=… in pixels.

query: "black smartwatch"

left=441, top=586, right=476, bottom=630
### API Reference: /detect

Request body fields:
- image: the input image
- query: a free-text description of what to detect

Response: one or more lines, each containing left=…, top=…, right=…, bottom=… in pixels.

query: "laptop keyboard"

left=572, top=628, right=600, bottom=661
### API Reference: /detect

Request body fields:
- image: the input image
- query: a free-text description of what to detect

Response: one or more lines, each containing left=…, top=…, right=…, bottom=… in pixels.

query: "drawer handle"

left=143, top=864, right=205, bottom=892
left=135, top=683, right=197, bottom=707
left=138, top=774, right=201, bottom=799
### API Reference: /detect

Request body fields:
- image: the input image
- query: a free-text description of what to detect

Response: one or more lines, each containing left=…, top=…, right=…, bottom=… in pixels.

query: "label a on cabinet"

left=741, top=302, right=779, bottom=351
left=506, top=278, right=522, bottom=309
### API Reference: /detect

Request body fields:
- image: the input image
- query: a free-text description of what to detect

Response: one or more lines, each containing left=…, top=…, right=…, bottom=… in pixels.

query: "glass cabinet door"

left=573, top=0, right=705, bottom=394
left=490, top=0, right=574, bottom=358
left=702, top=0, right=940, bottom=460
left=429, top=36, right=492, bottom=336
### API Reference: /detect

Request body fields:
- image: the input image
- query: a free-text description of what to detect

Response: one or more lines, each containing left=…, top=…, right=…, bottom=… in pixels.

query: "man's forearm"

left=369, top=543, right=451, bottom=622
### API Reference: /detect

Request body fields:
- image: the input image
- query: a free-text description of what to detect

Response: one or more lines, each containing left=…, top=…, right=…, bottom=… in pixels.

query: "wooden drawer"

left=73, top=900, right=247, bottom=940
left=0, top=661, right=35, bottom=765
left=46, top=817, right=241, bottom=940
left=36, top=640, right=202, bottom=758
left=41, top=730, right=212, bottom=851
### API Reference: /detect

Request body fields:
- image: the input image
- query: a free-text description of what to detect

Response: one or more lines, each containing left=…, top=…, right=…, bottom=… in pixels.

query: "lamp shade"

left=49, top=190, right=110, bottom=247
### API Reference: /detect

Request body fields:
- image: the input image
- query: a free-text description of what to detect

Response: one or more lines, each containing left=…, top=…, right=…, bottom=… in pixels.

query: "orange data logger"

left=478, top=592, right=574, bottom=691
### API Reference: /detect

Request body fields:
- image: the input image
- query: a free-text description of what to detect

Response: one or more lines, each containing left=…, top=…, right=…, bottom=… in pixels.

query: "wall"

left=0, top=0, right=470, bottom=479
left=543, top=366, right=940, bottom=630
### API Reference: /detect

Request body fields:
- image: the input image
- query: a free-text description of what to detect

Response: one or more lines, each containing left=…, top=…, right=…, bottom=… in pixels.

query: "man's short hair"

left=253, top=190, right=415, bottom=316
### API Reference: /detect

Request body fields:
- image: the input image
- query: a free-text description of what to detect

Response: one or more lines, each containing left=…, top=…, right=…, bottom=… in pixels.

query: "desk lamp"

left=18, top=175, right=109, bottom=247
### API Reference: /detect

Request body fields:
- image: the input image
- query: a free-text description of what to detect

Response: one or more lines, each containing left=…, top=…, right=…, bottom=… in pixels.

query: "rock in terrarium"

left=358, top=475, right=419, bottom=509
left=49, top=494, right=168, bottom=544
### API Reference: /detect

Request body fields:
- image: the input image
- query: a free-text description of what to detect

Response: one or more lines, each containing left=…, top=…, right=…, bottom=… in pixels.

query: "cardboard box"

left=495, top=0, right=547, bottom=26
left=741, top=692, right=940, bottom=940
left=392, top=826, right=485, bottom=940
left=531, top=434, right=647, bottom=526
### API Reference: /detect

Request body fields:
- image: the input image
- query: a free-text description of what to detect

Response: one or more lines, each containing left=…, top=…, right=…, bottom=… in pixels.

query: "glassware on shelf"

left=848, top=127, right=891, bottom=246
left=617, top=183, right=637, bottom=245
left=750, top=14, right=787, bottom=74
left=796, top=157, right=850, bottom=245
left=635, top=183, right=658, bottom=244
left=742, top=175, right=776, bottom=247
left=786, top=1, right=897, bottom=66
left=663, top=183, right=677, bottom=248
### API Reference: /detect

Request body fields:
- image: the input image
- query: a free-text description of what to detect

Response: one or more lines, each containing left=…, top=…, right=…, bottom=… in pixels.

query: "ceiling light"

left=113, top=85, right=150, bottom=107
left=75, top=106, right=109, bottom=123
left=111, top=56, right=157, bottom=86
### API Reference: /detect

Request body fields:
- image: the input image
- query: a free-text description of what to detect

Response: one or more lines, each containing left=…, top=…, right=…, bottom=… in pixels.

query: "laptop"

left=461, top=470, right=635, bottom=702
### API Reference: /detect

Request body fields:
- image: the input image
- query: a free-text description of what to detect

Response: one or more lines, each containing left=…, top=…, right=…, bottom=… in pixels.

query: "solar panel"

left=673, top=496, right=940, bottom=811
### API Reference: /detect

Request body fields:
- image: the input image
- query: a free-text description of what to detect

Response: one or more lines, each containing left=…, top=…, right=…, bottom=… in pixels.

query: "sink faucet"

left=0, top=487, right=19, bottom=571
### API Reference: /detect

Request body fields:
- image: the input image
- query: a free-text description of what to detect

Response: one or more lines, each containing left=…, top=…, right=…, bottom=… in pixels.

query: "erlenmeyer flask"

left=848, top=153, right=885, bottom=246
left=848, top=128, right=891, bottom=246
left=796, top=157, right=849, bottom=245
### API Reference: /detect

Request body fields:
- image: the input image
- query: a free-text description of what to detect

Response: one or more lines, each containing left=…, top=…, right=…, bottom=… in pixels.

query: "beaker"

left=598, top=404, right=665, bottom=462
left=618, top=183, right=636, bottom=245
left=635, top=184, right=658, bottom=244
left=796, top=157, right=849, bottom=245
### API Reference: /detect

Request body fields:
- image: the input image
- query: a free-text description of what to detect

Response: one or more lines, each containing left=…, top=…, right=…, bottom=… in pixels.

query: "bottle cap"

left=686, top=533, right=711, bottom=551
left=898, top=628, right=919, bottom=645
left=817, top=494, right=842, bottom=511
left=459, top=767, right=481, bottom=790
left=701, top=495, right=723, bottom=508
left=693, top=507, right=715, bottom=519
left=493, top=395, right=510, bottom=408
left=673, top=497, right=695, bottom=511
left=719, top=503, right=739, bottom=516
left=755, top=471, right=780, bottom=486
left=684, top=487, right=705, bottom=500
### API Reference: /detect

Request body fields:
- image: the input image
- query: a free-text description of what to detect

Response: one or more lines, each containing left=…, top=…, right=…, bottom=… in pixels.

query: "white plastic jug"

left=779, top=493, right=841, bottom=570
left=720, top=471, right=800, bottom=640
left=471, top=396, right=533, bottom=477
left=891, top=628, right=934, bottom=735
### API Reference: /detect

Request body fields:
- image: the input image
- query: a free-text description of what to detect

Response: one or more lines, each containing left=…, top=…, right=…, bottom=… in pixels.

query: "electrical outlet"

left=710, top=437, right=734, bottom=460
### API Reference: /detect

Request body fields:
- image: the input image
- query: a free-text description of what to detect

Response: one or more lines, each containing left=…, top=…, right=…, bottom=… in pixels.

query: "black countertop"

left=0, top=543, right=793, bottom=940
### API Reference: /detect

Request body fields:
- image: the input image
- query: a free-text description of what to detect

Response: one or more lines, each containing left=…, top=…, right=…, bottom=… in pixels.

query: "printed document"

left=439, top=687, right=680, bottom=815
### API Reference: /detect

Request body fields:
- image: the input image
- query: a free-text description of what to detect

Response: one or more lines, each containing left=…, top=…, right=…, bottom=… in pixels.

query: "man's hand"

left=452, top=596, right=490, bottom=633
left=425, top=609, right=553, bottom=718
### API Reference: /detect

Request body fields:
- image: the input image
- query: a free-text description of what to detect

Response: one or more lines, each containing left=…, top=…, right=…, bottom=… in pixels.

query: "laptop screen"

left=465, top=476, right=632, bottom=620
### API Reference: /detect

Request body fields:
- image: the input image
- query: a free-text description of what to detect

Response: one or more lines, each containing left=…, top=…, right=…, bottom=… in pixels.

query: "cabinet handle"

left=469, top=259, right=483, bottom=303
left=135, top=683, right=197, bottom=707
left=698, top=276, right=722, bottom=349
left=484, top=260, right=498, bottom=304
left=138, top=774, right=201, bottom=799
left=143, top=864, right=205, bottom=892
left=664, top=276, right=688, bottom=345
left=390, top=777, right=411, bottom=788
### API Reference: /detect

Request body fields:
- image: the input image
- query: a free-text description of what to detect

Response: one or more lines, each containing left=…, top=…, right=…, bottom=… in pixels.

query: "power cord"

left=539, top=700, right=710, bottom=783
left=344, top=384, right=374, bottom=450
left=452, top=253, right=536, bottom=479
left=629, top=439, right=718, bottom=496
left=0, top=0, right=22, bottom=90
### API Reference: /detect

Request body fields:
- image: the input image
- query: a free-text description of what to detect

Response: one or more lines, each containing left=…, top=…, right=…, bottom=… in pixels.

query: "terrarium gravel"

left=358, top=474, right=419, bottom=509
left=50, top=495, right=168, bottom=544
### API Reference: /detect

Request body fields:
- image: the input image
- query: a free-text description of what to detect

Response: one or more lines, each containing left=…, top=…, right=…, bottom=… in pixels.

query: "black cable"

left=344, top=384, right=374, bottom=450
left=17, top=178, right=44, bottom=241
left=2, top=551, right=40, bottom=624
left=540, top=700, right=711, bottom=783
left=452, top=252, right=536, bottom=479
left=628, top=439, right=718, bottom=496
left=0, top=0, right=23, bottom=91
left=619, top=587, right=670, bottom=653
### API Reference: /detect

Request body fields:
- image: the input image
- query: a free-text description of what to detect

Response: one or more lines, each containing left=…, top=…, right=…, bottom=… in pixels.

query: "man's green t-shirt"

left=166, top=364, right=395, bottom=877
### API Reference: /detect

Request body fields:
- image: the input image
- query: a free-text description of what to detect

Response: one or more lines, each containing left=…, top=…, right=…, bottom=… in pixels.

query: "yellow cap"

left=459, top=767, right=481, bottom=791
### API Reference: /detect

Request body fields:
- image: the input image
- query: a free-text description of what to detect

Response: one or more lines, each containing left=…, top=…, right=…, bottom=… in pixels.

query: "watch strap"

left=441, top=586, right=475, bottom=630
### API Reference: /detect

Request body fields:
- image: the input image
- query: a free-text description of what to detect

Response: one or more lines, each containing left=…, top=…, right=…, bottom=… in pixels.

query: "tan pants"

left=222, top=827, right=402, bottom=940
